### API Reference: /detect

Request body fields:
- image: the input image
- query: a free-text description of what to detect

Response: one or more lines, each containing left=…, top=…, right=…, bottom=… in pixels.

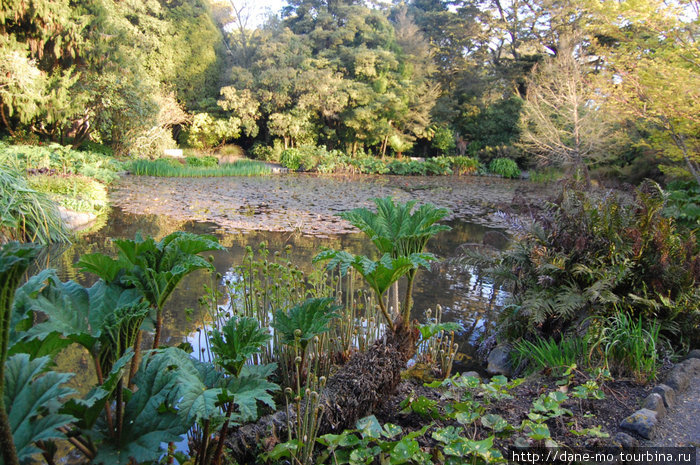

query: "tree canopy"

left=1, top=0, right=698, bottom=180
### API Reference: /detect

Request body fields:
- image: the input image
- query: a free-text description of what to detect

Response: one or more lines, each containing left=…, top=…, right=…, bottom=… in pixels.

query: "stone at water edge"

left=684, top=349, right=700, bottom=360
left=612, top=432, right=639, bottom=450
left=620, top=409, right=658, bottom=440
left=665, top=358, right=700, bottom=392
left=58, top=206, right=97, bottom=231
left=486, top=344, right=514, bottom=377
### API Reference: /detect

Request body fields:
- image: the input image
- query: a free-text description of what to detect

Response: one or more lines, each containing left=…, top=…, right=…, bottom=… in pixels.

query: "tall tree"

left=519, top=36, right=613, bottom=183
left=591, top=0, right=700, bottom=184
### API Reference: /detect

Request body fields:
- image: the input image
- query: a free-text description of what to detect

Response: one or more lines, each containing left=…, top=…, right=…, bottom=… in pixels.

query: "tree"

left=591, top=0, right=700, bottom=184
left=519, top=37, right=613, bottom=183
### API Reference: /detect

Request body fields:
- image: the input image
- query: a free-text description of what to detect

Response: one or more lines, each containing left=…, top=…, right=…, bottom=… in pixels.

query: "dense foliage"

left=486, top=183, right=700, bottom=378
left=1, top=0, right=696, bottom=180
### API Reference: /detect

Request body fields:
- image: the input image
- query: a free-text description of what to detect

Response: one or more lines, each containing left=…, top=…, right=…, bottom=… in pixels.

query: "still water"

left=48, top=203, right=509, bottom=376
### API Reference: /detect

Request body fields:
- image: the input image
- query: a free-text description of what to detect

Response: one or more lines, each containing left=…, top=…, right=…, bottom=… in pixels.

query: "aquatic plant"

left=129, top=158, right=272, bottom=177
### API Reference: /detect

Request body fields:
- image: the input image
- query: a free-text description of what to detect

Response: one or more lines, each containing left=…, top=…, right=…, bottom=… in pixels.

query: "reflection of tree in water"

left=52, top=205, right=511, bottom=372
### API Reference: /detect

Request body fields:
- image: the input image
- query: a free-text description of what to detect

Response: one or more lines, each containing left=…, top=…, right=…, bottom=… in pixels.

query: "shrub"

left=489, top=158, right=521, bottom=178
left=249, top=140, right=284, bottom=162
left=446, top=156, right=480, bottom=175
left=424, top=158, right=453, bottom=175
left=665, top=180, right=700, bottom=230
left=354, top=156, right=390, bottom=174
left=489, top=183, right=700, bottom=349
left=0, top=142, right=122, bottom=184
left=184, top=113, right=236, bottom=149
left=280, top=147, right=314, bottom=171
left=431, top=126, right=456, bottom=155
left=80, top=140, right=114, bottom=157
left=185, top=155, right=219, bottom=168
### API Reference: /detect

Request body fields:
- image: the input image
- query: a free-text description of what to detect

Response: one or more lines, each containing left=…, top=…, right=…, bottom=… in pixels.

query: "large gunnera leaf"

left=4, top=354, right=76, bottom=462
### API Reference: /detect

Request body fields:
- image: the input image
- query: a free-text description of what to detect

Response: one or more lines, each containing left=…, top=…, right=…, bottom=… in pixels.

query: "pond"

left=48, top=173, right=545, bottom=382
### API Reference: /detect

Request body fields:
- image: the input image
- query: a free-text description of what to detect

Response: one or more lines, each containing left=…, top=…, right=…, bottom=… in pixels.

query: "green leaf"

left=114, top=232, right=224, bottom=311
left=77, top=253, right=124, bottom=283
left=273, top=297, right=339, bottom=349
left=382, top=423, right=402, bottom=439
left=225, top=364, right=278, bottom=423
left=93, top=348, right=192, bottom=465
left=481, top=414, right=509, bottom=432
left=432, top=425, right=462, bottom=445
left=418, top=321, right=463, bottom=340
left=390, top=436, right=420, bottom=464
left=264, top=440, right=299, bottom=460
left=339, top=197, right=451, bottom=257
left=210, top=316, right=270, bottom=376
left=4, top=354, right=76, bottom=462
left=356, top=415, right=382, bottom=440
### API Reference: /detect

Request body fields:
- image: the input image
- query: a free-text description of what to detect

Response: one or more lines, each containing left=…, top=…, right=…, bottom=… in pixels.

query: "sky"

left=248, top=0, right=287, bottom=26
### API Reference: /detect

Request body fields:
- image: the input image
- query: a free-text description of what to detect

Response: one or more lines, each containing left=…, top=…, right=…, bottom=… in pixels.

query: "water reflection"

left=50, top=207, right=509, bottom=372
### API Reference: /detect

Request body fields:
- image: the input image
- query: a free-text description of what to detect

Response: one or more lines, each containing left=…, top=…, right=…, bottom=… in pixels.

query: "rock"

left=58, top=206, right=97, bottom=232
left=462, top=371, right=481, bottom=380
left=486, top=344, right=513, bottom=377
left=666, top=358, right=700, bottom=392
left=620, top=409, right=657, bottom=440
left=642, top=393, right=666, bottom=419
left=482, top=230, right=509, bottom=249
left=685, top=349, right=700, bottom=360
left=651, top=384, right=675, bottom=409
left=612, top=432, right=639, bottom=450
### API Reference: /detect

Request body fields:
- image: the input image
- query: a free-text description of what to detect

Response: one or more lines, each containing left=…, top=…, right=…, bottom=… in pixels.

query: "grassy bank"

left=0, top=142, right=121, bottom=242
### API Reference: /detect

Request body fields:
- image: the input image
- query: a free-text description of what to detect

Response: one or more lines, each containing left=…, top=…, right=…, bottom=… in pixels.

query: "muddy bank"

left=111, top=174, right=548, bottom=236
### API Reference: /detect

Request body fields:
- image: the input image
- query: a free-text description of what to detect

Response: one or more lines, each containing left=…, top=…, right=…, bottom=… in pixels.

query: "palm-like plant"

left=317, top=197, right=450, bottom=329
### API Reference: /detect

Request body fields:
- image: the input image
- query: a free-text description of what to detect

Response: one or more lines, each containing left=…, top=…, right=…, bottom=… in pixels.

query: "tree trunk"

left=224, top=320, right=419, bottom=462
